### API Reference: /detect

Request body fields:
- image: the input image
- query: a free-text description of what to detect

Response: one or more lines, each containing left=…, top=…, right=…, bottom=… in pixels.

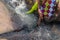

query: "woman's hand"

left=38, top=9, right=43, bottom=19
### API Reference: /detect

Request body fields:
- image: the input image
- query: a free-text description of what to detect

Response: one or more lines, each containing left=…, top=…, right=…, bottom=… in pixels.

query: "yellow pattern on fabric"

left=44, top=12, right=48, bottom=15
left=45, top=1, right=49, bottom=6
left=45, top=7, right=48, bottom=11
left=44, top=1, right=49, bottom=15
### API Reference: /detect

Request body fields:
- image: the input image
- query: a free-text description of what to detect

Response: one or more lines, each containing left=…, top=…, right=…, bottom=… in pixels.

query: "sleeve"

left=26, top=2, right=38, bottom=14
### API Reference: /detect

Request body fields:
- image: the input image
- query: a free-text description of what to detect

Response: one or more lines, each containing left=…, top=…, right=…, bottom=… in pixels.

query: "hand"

left=38, top=9, right=43, bottom=20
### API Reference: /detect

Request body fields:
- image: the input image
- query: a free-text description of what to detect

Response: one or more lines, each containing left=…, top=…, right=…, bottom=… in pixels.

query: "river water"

left=0, top=0, right=60, bottom=40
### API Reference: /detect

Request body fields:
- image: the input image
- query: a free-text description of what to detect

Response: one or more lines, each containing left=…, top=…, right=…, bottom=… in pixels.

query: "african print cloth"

left=40, top=0, right=56, bottom=17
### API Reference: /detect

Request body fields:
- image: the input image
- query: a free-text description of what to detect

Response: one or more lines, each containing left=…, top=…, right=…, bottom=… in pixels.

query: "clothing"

left=26, top=0, right=59, bottom=15
left=40, top=0, right=56, bottom=17
left=26, top=2, right=38, bottom=14
left=56, top=0, right=59, bottom=3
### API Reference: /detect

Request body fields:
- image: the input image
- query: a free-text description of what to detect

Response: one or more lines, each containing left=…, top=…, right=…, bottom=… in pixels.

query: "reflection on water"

left=0, top=0, right=60, bottom=40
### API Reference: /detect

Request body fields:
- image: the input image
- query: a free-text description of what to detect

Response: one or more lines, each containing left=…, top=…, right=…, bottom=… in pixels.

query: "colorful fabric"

left=26, top=2, right=38, bottom=14
left=56, top=0, right=59, bottom=3
left=40, top=0, right=56, bottom=17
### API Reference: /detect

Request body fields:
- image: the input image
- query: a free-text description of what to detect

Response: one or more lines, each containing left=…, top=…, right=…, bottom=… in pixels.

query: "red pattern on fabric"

left=48, top=1, right=52, bottom=4
left=47, top=10, right=50, bottom=13
left=41, top=0, right=56, bottom=17
left=47, top=6, right=50, bottom=9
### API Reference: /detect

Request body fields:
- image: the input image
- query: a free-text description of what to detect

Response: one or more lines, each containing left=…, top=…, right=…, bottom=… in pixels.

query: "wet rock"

left=0, top=1, right=14, bottom=34
left=0, top=0, right=25, bottom=34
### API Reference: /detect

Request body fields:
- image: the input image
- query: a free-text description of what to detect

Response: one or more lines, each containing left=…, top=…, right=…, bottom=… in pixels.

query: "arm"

left=37, top=0, right=42, bottom=14
left=55, top=0, right=60, bottom=17
left=37, top=0, right=43, bottom=26
left=56, top=0, right=60, bottom=11
left=58, top=0, right=60, bottom=11
left=37, top=0, right=40, bottom=9
left=37, top=0, right=43, bottom=19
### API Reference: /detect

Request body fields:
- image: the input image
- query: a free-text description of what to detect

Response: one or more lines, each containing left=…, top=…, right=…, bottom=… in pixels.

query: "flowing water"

left=5, top=0, right=37, bottom=29
left=0, top=0, right=60, bottom=40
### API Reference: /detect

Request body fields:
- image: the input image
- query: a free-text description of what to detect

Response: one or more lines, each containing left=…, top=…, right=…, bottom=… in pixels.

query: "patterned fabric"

left=40, top=0, right=56, bottom=17
left=56, top=0, right=59, bottom=3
